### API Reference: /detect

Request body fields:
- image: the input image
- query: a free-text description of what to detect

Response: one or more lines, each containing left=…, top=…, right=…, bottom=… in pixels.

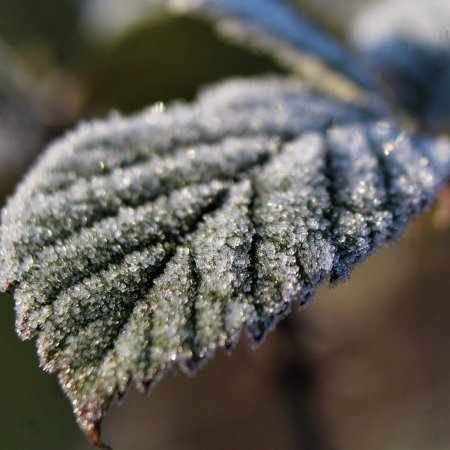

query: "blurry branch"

left=276, top=314, right=333, bottom=450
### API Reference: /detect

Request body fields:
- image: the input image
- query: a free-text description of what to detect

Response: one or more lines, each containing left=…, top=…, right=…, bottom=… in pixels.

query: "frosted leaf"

left=351, top=0, right=450, bottom=130
left=169, top=0, right=374, bottom=92
left=1, top=77, right=450, bottom=446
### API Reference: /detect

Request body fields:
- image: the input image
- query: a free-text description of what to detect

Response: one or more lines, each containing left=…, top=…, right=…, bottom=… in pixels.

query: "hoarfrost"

left=1, top=77, right=449, bottom=445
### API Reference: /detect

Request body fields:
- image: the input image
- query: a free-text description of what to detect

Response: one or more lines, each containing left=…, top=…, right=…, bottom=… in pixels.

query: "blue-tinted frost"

left=1, top=77, right=449, bottom=445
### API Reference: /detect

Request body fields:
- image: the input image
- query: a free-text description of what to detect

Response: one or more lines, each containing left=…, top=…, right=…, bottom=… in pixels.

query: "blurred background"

left=0, top=1, right=449, bottom=449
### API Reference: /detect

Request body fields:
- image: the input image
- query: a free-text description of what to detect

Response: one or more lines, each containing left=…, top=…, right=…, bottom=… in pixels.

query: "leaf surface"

left=1, top=77, right=449, bottom=445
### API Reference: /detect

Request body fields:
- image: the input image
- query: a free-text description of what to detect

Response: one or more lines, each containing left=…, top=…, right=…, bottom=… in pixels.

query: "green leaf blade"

left=1, top=77, right=449, bottom=445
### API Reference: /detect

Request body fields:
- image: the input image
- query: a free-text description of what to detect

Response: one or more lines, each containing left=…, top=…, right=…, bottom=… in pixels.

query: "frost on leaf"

left=1, top=77, right=450, bottom=445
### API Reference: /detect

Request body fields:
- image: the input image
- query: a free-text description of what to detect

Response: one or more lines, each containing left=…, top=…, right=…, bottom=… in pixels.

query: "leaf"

left=1, top=76, right=449, bottom=446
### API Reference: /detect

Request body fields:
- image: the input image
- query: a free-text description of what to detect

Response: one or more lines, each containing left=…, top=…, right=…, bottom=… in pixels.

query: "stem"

left=277, top=314, right=333, bottom=450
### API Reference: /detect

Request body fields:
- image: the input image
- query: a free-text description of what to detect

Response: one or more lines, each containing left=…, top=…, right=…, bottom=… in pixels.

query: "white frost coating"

left=170, top=0, right=374, bottom=88
left=1, top=76, right=449, bottom=445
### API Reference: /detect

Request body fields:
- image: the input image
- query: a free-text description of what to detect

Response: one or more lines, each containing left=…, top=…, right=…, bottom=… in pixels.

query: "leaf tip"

left=4, top=281, right=16, bottom=295
left=79, top=414, right=112, bottom=449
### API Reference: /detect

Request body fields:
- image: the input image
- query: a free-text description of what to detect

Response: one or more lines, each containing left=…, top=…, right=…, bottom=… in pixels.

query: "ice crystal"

left=1, top=77, right=450, bottom=445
